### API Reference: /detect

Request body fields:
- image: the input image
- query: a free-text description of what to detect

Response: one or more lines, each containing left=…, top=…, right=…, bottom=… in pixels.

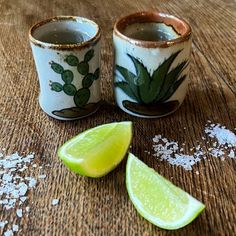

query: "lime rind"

left=126, top=153, right=205, bottom=230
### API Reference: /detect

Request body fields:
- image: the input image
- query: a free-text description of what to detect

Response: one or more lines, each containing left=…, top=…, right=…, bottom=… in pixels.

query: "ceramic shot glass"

left=29, top=16, right=101, bottom=120
left=113, top=12, right=192, bottom=118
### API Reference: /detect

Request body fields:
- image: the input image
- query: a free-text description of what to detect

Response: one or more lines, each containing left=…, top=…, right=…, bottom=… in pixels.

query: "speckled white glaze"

left=113, top=12, right=192, bottom=118
left=29, top=16, right=101, bottom=120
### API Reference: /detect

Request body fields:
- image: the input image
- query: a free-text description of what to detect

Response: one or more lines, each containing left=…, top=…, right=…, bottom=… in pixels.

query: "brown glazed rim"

left=114, top=11, right=192, bottom=48
left=29, top=16, right=101, bottom=50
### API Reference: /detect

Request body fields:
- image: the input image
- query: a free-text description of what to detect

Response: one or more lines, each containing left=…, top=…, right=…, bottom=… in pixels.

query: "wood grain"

left=0, top=0, right=236, bottom=235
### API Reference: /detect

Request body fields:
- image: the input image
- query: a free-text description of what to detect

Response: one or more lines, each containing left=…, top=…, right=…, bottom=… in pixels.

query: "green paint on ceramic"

left=51, top=62, right=64, bottom=74
left=65, top=55, right=79, bottom=66
left=82, top=74, right=94, bottom=88
left=84, top=49, right=94, bottom=62
left=63, top=84, right=77, bottom=96
left=74, top=88, right=90, bottom=107
left=50, top=82, right=63, bottom=92
left=62, top=70, right=74, bottom=84
left=94, top=68, right=100, bottom=80
left=77, top=61, right=89, bottom=75
left=115, top=50, right=187, bottom=116
left=50, top=52, right=100, bottom=118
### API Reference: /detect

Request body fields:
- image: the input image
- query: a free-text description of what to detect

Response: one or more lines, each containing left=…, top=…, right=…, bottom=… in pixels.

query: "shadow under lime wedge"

left=126, top=153, right=205, bottom=230
left=58, top=122, right=132, bottom=177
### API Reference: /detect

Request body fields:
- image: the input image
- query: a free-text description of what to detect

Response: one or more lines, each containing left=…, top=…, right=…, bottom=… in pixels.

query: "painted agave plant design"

left=115, top=50, right=188, bottom=116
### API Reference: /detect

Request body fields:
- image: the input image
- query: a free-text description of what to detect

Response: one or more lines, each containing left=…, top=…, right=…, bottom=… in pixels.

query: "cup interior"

left=114, top=12, right=191, bottom=46
left=30, top=16, right=99, bottom=46
left=123, top=22, right=180, bottom=41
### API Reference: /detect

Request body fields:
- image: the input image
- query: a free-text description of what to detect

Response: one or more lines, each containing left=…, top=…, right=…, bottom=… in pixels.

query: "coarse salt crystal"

left=152, top=135, right=204, bottom=170
left=1, top=199, right=8, bottom=205
left=152, top=122, right=236, bottom=171
left=2, top=173, right=13, bottom=182
left=4, top=229, right=13, bottom=236
left=0, top=221, right=7, bottom=228
left=5, top=199, right=16, bottom=209
left=52, top=199, right=59, bottom=206
left=18, top=182, right=28, bottom=196
left=38, top=174, right=46, bottom=179
left=229, top=150, right=235, bottom=158
left=12, top=224, right=19, bottom=232
left=25, top=177, right=37, bottom=188
left=205, top=124, right=236, bottom=146
left=210, top=148, right=225, bottom=158
left=20, top=196, right=27, bottom=202
left=16, top=209, right=23, bottom=218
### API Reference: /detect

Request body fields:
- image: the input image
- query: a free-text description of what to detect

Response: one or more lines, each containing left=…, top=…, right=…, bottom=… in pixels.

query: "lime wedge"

left=126, top=153, right=205, bottom=230
left=58, top=121, right=132, bottom=177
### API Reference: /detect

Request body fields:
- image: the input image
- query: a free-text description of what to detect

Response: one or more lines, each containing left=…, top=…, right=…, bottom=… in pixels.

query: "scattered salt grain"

left=4, top=229, right=13, bottom=236
left=18, top=166, right=28, bottom=172
left=26, top=177, right=37, bottom=188
left=16, top=209, right=23, bottom=218
left=0, top=151, right=47, bottom=235
left=20, top=196, right=27, bottom=202
left=173, top=154, right=201, bottom=170
left=152, top=122, right=236, bottom=171
left=229, top=150, right=235, bottom=158
left=38, top=174, right=46, bottom=179
left=205, top=123, right=236, bottom=146
left=18, top=182, right=28, bottom=196
left=12, top=224, right=19, bottom=232
left=196, top=171, right=200, bottom=175
left=209, top=148, right=225, bottom=158
left=52, top=199, right=59, bottom=206
left=152, top=135, right=205, bottom=170
left=0, top=221, right=7, bottom=228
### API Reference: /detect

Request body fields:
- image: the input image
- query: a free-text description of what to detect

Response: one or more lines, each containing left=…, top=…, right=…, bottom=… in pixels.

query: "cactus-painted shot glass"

left=29, top=16, right=101, bottom=120
left=113, top=12, right=192, bottom=118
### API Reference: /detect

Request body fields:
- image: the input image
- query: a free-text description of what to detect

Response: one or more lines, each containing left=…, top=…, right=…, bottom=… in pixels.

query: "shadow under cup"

left=29, top=16, right=101, bottom=120
left=113, top=12, right=192, bottom=118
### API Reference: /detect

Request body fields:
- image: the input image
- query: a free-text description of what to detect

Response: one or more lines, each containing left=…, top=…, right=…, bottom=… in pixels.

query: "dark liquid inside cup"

left=38, top=30, right=89, bottom=44
left=124, top=23, right=180, bottom=42
left=129, top=29, right=178, bottom=41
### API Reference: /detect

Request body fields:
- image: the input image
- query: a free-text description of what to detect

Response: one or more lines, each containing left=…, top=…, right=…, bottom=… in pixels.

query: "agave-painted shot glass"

left=113, top=12, right=192, bottom=118
left=29, top=16, right=101, bottom=120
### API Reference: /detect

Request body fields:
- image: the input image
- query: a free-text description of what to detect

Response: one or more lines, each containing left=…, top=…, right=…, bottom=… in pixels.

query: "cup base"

left=39, top=100, right=101, bottom=121
left=117, top=100, right=182, bottom=118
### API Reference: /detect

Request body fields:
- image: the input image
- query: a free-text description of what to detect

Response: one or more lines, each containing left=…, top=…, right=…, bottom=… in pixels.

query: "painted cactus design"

left=115, top=50, right=188, bottom=116
left=50, top=49, right=100, bottom=118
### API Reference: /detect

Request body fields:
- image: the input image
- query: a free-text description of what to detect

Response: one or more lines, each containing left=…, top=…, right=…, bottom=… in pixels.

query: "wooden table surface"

left=0, top=0, right=236, bottom=235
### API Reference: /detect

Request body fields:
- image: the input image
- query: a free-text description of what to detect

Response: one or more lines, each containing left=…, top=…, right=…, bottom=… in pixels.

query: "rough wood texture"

left=0, top=0, right=236, bottom=235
